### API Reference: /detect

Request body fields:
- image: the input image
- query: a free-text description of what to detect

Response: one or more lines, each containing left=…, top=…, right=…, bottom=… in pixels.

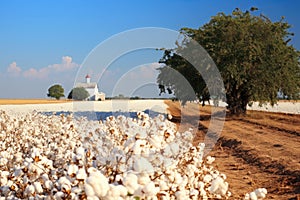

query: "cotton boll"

left=116, top=185, right=128, bottom=197
left=254, top=188, right=267, bottom=198
left=163, top=145, right=172, bottom=157
left=203, top=174, right=213, bottom=183
left=190, top=188, right=199, bottom=199
left=61, top=183, right=71, bottom=194
left=133, top=157, right=154, bottom=173
left=249, top=192, right=258, bottom=200
left=54, top=191, right=65, bottom=200
left=138, top=173, right=151, bottom=185
left=174, top=172, right=183, bottom=185
left=13, top=168, right=23, bottom=178
left=149, top=136, right=162, bottom=149
left=76, top=168, right=87, bottom=180
left=58, top=177, right=71, bottom=190
left=0, top=157, right=8, bottom=166
left=244, top=193, right=250, bottom=200
left=84, top=183, right=95, bottom=197
left=24, top=184, right=35, bottom=196
left=169, top=142, right=180, bottom=156
left=33, top=181, right=43, bottom=194
left=132, top=140, right=147, bottom=155
left=158, top=180, right=169, bottom=191
left=206, top=156, right=215, bottom=165
left=67, top=164, right=78, bottom=176
left=209, top=176, right=229, bottom=196
left=162, top=158, right=174, bottom=169
left=175, top=190, right=188, bottom=200
left=85, top=171, right=109, bottom=197
left=1, top=186, right=10, bottom=196
left=142, top=181, right=159, bottom=196
left=211, top=170, right=220, bottom=179
left=123, top=173, right=139, bottom=194
left=44, top=180, right=53, bottom=190
left=76, top=146, right=85, bottom=158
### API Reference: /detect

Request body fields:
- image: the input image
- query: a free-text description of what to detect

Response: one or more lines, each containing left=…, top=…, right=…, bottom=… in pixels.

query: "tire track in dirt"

left=165, top=100, right=300, bottom=199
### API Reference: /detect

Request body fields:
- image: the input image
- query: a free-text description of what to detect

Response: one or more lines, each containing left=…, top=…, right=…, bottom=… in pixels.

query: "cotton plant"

left=0, top=110, right=267, bottom=199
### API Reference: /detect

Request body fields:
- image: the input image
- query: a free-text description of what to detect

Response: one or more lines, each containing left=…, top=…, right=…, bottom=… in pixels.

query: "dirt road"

left=165, top=100, right=300, bottom=199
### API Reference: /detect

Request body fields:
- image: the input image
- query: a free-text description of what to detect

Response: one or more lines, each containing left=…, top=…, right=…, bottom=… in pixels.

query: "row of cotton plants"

left=0, top=110, right=267, bottom=199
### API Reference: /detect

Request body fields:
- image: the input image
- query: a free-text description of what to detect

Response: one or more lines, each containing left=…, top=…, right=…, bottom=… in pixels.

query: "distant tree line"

left=47, top=85, right=89, bottom=100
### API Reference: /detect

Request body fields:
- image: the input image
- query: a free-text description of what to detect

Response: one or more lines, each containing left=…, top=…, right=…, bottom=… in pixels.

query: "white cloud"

left=7, top=62, right=22, bottom=76
left=22, top=56, right=79, bottom=79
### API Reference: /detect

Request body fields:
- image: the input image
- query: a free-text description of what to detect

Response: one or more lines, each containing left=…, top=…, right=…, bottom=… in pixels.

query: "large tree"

left=68, top=87, right=89, bottom=100
left=47, top=84, right=65, bottom=100
left=157, top=8, right=300, bottom=115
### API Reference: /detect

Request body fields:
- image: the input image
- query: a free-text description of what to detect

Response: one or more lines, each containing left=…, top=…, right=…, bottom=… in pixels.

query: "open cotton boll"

left=254, top=188, right=267, bottom=199
left=54, top=191, right=65, bottom=200
left=123, top=173, right=140, bottom=194
left=75, top=146, right=85, bottom=158
left=76, top=168, right=87, bottom=180
left=142, top=181, right=159, bottom=196
left=190, top=188, right=199, bottom=199
left=85, top=171, right=109, bottom=197
left=206, top=156, right=215, bottom=165
left=133, top=157, right=154, bottom=173
left=116, top=185, right=128, bottom=197
left=44, top=180, right=53, bottom=190
left=203, top=174, right=213, bottom=183
left=175, top=190, right=189, bottom=200
left=138, top=172, right=151, bottom=185
left=158, top=179, right=169, bottom=191
left=67, top=164, right=78, bottom=176
left=24, top=184, right=35, bottom=196
left=132, top=140, right=147, bottom=155
left=244, top=193, right=250, bottom=200
left=33, top=181, right=43, bottom=194
left=104, top=184, right=129, bottom=200
left=209, top=176, right=229, bottom=196
left=84, top=183, right=96, bottom=197
left=57, top=177, right=71, bottom=189
left=249, top=192, right=258, bottom=200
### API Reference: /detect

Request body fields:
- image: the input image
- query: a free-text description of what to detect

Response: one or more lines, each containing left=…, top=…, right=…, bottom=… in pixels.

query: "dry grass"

left=0, top=99, right=70, bottom=105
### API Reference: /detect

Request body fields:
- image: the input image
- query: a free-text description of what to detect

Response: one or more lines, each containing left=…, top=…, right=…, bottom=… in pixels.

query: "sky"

left=0, top=0, right=299, bottom=98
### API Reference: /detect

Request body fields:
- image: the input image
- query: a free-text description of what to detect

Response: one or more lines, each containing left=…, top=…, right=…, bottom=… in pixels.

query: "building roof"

left=85, top=74, right=91, bottom=78
left=75, top=82, right=97, bottom=89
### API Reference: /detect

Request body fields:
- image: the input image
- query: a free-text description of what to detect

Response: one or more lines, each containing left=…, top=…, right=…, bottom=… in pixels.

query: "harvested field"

left=0, top=99, right=70, bottom=105
left=165, top=100, right=300, bottom=199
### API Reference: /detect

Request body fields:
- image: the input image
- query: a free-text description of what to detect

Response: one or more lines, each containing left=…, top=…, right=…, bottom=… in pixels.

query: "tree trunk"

left=226, top=87, right=248, bottom=116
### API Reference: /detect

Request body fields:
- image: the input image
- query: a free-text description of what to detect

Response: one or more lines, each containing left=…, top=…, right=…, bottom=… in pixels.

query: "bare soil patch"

left=165, top=100, right=300, bottom=199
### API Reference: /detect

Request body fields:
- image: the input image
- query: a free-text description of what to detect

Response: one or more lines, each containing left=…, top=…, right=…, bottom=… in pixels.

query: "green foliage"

left=158, top=8, right=300, bottom=115
left=47, top=84, right=65, bottom=100
left=68, top=87, right=89, bottom=100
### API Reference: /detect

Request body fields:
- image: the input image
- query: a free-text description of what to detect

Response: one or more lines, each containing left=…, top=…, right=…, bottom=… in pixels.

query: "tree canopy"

left=68, top=87, right=89, bottom=100
left=157, top=8, right=300, bottom=115
left=47, top=84, right=65, bottom=100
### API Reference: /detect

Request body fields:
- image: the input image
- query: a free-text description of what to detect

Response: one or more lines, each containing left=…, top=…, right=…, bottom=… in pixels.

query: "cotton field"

left=0, top=110, right=267, bottom=199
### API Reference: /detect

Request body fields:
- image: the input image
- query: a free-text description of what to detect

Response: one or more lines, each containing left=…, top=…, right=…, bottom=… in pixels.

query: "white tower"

left=85, top=74, right=91, bottom=83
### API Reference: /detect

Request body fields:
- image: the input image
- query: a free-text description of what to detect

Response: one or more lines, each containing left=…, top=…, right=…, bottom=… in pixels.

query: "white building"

left=75, top=74, right=105, bottom=101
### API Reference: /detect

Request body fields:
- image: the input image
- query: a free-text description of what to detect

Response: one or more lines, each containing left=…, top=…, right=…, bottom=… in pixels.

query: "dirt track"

left=165, top=100, right=300, bottom=199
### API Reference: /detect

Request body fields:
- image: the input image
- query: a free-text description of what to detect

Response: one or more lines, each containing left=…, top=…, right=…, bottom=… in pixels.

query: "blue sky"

left=0, top=0, right=299, bottom=98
